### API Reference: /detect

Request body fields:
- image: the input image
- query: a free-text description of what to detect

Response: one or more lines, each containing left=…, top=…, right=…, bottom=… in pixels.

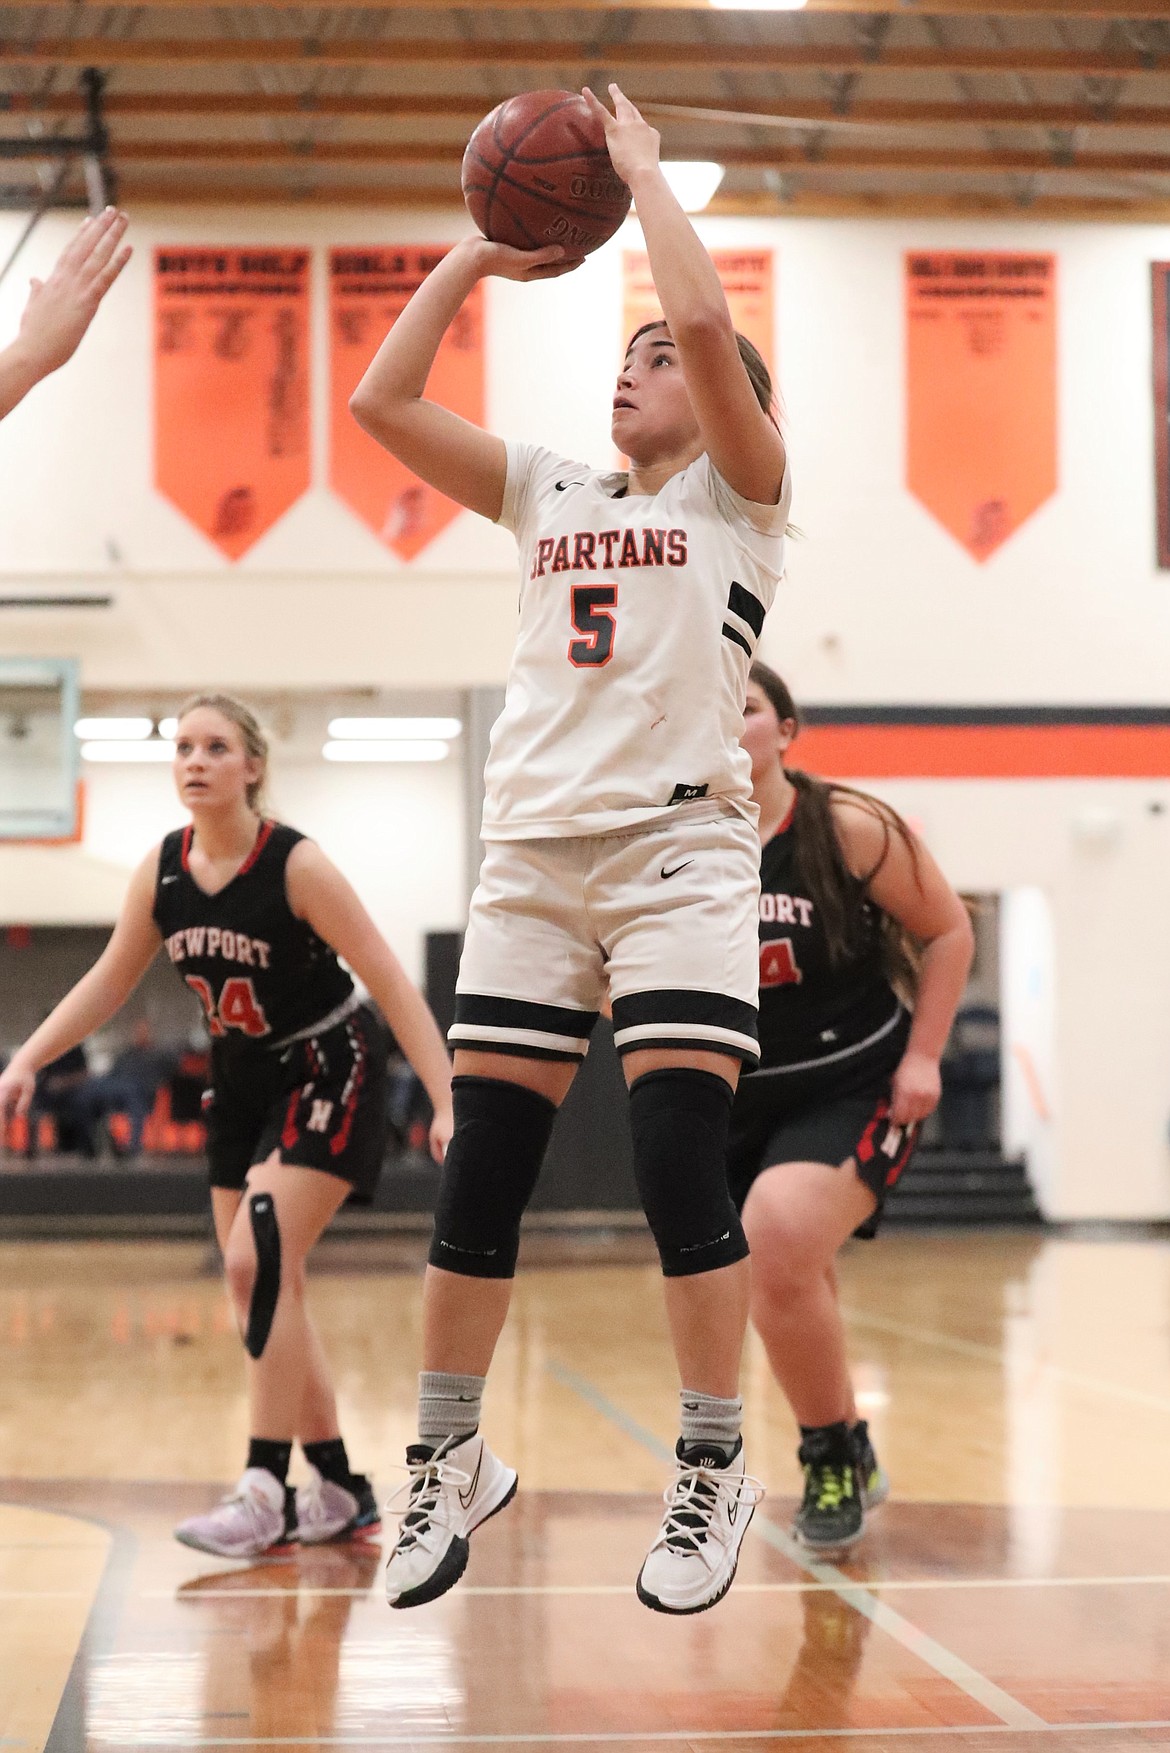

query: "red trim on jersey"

left=281, top=1090, right=302, bottom=1152
left=180, top=824, right=194, bottom=872
left=772, top=793, right=798, bottom=839
left=330, top=1027, right=367, bottom=1157
left=238, top=818, right=275, bottom=877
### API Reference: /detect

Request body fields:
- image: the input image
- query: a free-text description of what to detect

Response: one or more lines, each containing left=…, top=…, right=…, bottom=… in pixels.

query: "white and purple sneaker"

left=297, top=1469, right=381, bottom=1544
left=174, top=1467, right=297, bottom=1559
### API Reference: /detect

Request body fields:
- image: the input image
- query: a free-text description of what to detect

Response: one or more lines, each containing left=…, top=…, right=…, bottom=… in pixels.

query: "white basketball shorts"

left=450, top=802, right=761, bottom=1066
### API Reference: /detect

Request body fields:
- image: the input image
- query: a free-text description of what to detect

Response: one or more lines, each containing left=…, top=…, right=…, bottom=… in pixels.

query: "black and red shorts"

left=204, top=1003, right=389, bottom=1203
left=726, top=1007, right=917, bottom=1238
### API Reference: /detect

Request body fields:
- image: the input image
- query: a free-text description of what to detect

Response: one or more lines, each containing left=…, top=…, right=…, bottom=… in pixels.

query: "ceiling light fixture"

left=327, top=717, right=463, bottom=740
left=659, top=161, right=726, bottom=213
left=709, top=0, right=807, bottom=10
left=322, top=739, right=450, bottom=764
left=74, top=716, right=153, bottom=741
left=81, top=740, right=177, bottom=763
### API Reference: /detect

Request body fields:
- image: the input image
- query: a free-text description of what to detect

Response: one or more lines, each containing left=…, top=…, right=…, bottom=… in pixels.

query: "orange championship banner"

left=329, top=249, right=484, bottom=561
left=905, top=252, right=1057, bottom=564
left=622, top=248, right=774, bottom=374
left=154, top=249, right=310, bottom=561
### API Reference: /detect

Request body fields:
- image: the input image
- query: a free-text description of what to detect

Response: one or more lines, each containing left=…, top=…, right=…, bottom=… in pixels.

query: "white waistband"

left=269, top=991, right=362, bottom=1051
left=747, top=1003, right=906, bottom=1079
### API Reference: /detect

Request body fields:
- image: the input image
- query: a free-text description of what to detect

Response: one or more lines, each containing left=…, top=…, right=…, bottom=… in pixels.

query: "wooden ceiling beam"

left=0, top=37, right=1165, bottom=77
left=12, top=0, right=1170, bottom=13
left=5, top=92, right=1170, bottom=131
left=90, top=178, right=1170, bottom=221
left=65, top=138, right=1170, bottom=175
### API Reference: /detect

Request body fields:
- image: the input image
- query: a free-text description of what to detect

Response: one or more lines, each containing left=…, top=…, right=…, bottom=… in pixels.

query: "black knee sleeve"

left=628, top=1068, right=748, bottom=1278
left=244, top=1191, right=281, bottom=1359
left=428, top=1077, right=557, bottom=1279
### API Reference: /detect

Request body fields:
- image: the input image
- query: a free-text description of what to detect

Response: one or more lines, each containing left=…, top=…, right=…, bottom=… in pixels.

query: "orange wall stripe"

left=793, top=723, right=1170, bottom=779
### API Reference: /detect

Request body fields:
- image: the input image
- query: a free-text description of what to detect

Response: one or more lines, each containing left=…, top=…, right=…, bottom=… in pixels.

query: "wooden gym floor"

left=4, top=1227, right=1170, bottom=1752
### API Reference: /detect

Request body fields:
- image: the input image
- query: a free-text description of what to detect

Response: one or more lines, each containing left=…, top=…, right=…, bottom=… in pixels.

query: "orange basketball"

left=461, top=89, right=632, bottom=258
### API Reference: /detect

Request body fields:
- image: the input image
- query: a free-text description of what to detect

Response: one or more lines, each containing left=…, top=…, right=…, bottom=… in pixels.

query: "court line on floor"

left=137, top=1571, right=1170, bottom=1601
left=83, top=1722, right=1170, bottom=1746
left=841, top=1306, right=1170, bottom=1417
left=546, top=1360, right=1044, bottom=1733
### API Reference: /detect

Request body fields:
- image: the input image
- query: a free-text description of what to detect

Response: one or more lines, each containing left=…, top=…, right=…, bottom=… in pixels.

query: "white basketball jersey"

left=480, top=441, right=792, bottom=841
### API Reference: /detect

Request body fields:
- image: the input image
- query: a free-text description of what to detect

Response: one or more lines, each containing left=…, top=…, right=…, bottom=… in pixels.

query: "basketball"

left=461, top=89, right=632, bottom=257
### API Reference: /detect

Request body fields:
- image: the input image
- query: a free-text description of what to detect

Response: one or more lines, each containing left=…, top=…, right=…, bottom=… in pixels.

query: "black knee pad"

left=628, top=1068, right=749, bottom=1278
left=428, top=1077, right=557, bottom=1279
left=244, top=1191, right=281, bottom=1359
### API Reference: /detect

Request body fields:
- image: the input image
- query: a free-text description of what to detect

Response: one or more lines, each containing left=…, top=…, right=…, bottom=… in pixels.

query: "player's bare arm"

left=284, top=839, right=454, bottom=1160
left=0, top=208, right=132, bottom=422
left=584, top=84, right=786, bottom=507
left=349, top=237, right=581, bottom=523
left=0, top=850, right=162, bottom=1120
left=832, top=798, right=974, bottom=1125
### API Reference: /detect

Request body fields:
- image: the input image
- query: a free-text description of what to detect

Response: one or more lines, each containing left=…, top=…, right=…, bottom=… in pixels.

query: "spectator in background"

left=84, top=1019, right=178, bottom=1157
left=27, top=1043, right=95, bottom=1158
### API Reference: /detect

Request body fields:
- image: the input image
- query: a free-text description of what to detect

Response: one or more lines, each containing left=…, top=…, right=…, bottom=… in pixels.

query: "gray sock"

left=679, top=1388, right=743, bottom=1456
left=418, top=1371, right=486, bottom=1448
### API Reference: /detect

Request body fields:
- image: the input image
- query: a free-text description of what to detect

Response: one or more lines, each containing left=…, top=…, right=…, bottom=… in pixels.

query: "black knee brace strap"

left=628, top=1068, right=748, bottom=1278
left=245, top=1191, right=281, bottom=1359
left=428, top=1076, right=557, bottom=1280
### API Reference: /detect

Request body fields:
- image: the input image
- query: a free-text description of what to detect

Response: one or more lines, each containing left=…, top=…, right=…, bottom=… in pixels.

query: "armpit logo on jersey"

left=669, top=783, right=709, bottom=804
left=165, top=926, right=273, bottom=969
left=530, top=526, right=687, bottom=580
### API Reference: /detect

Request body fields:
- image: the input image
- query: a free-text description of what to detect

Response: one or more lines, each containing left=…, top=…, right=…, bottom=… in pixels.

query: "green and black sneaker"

left=852, top=1419, right=889, bottom=1510
left=793, top=1423, right=864, bottom=1553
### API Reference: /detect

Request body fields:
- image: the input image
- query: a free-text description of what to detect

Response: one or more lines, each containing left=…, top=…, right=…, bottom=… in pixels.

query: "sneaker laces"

left=805, top=1461, right=855, bottom=1513
left=385, top=1452, right=472, bottom=1553
left=654, top=1460, right=765, bottom=1560
left=219, top=1477, right=281, bottom=1542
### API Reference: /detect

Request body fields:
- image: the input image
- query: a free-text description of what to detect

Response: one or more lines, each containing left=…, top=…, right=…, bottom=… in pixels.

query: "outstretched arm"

left=0, top=208, right=131, bottom=422
left=349, top=236, right=581, bottom=522
left=584, top=85, right=786, bottom=508
left=0, top=850, right=162, bottom=1120
left=285, top=841, right=454, bottom=1161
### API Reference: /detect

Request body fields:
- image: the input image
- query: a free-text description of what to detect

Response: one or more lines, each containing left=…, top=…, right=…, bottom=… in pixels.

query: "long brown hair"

left=748, top=661, right=921, bottom=1000
left=176, top=692, right=270, bottom=814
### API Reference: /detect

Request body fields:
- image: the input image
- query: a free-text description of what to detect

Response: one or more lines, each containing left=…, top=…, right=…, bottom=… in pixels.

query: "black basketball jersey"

left=752, top=795, right=902, bottom=1073
left=152, top=820, right=354, bottom=1057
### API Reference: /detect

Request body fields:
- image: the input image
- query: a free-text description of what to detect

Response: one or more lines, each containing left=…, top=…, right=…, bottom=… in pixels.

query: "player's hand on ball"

left=429, top=1103, right=455, bottom=1164
left=463, top=238, right=584, bottom=282
left=581, top=84, right=660, bottom=185
left=889, top=1050, right=941, bottom=1127
left=0, top=1058, right=36, bottom=1124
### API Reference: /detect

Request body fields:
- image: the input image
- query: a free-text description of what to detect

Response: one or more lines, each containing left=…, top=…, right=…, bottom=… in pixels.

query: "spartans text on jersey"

left=529, top=526, right=688, bottom=580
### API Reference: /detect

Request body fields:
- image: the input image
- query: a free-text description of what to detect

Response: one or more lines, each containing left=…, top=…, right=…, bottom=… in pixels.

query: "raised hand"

left=581, top=84, right=661, bottom=187
left=18, top=206, right=132, bottom=378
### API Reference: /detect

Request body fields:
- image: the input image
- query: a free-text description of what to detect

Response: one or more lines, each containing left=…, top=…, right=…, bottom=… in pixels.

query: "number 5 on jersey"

left=186, top=974, right=271, bottom=1038
left=569, top=584, right=617, bottom=668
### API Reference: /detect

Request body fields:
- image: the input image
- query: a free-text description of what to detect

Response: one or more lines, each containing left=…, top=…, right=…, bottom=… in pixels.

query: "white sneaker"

left=384, top=1433, right=517, bottom=1609
left=174, top=1467, right=296, bottom=1559
left=297, top=1469, right=381, bottom=1544
left=636, top=1439, right=763, bottom=1615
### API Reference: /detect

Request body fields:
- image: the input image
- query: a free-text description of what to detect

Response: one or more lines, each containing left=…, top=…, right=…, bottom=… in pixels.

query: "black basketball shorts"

left=204, top=1003, right=390, bottom=1204
left=726, top=1008, right=917, bottom=1238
